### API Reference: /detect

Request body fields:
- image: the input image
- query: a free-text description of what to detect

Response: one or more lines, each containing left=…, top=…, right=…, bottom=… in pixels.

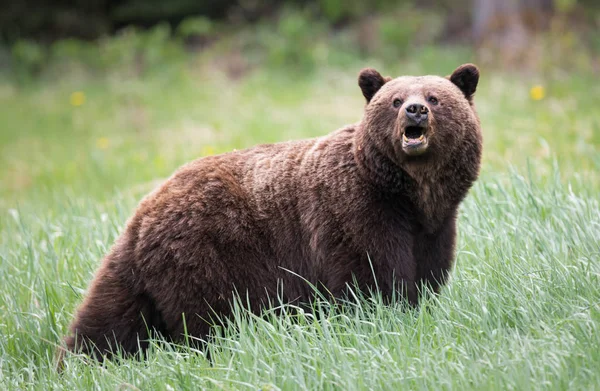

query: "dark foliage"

left=1, top=0, right=275, bottom=42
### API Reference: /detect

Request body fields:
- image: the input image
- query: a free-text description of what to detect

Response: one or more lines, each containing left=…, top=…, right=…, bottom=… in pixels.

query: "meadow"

left=0, top=38, right=599, bottom=389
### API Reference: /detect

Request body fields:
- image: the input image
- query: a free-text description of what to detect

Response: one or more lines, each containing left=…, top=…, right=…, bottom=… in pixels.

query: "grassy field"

left=1, top=43, right=599, bottom=390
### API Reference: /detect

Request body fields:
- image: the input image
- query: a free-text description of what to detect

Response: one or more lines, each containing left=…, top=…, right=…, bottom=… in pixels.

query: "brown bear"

left=62, top=64, right=482, bottom=362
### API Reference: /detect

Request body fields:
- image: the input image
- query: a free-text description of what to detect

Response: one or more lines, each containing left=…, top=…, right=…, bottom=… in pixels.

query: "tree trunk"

left=472, top=0, right=554, bottom=67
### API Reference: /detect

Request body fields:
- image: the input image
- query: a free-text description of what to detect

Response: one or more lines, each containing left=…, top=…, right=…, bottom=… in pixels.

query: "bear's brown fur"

left=62, top=64, right=482, bottom=362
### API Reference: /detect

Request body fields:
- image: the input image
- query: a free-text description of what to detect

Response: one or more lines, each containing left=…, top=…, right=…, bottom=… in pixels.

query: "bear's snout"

left=400, top=102, right=430, bottom=156
left=405, top=103, right=429, bottom=127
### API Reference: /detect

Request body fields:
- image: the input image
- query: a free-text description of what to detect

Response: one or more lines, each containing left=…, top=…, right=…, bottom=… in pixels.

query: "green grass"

left=1, top=44, right=599, bottom=390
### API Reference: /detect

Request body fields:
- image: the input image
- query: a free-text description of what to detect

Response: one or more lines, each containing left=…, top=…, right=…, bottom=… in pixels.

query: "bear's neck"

left=353, top=130, right=416, bottom=195
left=353, top=126, right=480, bottom=231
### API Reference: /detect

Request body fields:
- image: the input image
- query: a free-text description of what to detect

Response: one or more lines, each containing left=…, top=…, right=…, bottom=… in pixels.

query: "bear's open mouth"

left=404, top=126, right=424, bottom=139
left=402, top=126, right=428, bottom=155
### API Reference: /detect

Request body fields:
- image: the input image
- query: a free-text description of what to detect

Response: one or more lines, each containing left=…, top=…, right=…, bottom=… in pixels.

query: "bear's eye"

left=393, top=99, right=402, bottom=108
left=428, top=96, right=439, bottom=105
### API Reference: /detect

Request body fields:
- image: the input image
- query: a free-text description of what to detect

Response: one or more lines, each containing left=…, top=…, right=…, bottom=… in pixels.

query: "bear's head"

left=357, top=64, right=480, bottom=162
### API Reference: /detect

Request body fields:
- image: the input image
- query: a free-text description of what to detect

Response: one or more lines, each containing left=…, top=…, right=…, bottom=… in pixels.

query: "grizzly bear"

left=62, top=64, right=482, bottom=362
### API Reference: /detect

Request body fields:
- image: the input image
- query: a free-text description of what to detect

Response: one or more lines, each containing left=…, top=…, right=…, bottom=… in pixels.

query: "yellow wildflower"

left=153, top=155, right=165, bottom=170
left=70, top=91, right=86, bottom=106
left=529, top=85, right=545, bottom=101
left=96, top=137, right=110, bottom=150
left=202, top=145, right=215, bottom=156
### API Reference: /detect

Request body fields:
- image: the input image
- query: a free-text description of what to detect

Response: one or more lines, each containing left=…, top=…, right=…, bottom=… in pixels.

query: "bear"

left=61, top=64, right=482, bottom=363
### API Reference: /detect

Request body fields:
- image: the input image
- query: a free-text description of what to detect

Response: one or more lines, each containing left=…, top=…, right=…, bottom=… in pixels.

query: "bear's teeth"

left=403, top=134, right=425, bottom=143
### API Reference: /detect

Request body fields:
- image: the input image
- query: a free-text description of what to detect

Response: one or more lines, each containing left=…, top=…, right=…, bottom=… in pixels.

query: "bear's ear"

left=449, top=63, right=479, bottom=101
left=358, top=68, right=390, bottom=103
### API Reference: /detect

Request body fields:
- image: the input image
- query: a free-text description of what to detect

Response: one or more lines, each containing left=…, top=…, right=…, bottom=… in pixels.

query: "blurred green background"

left=1, top=0, right=599, bottom=205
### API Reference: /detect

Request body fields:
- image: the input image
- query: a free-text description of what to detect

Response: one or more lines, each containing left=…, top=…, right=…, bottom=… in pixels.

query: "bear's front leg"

left=366, top=236, right=419, bottom=306
left=414, top=212, right=458, bottom=296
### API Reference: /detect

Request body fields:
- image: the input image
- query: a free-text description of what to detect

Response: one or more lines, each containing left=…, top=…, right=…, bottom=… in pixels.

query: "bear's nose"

left=405, top=103, right=429, bottom=123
